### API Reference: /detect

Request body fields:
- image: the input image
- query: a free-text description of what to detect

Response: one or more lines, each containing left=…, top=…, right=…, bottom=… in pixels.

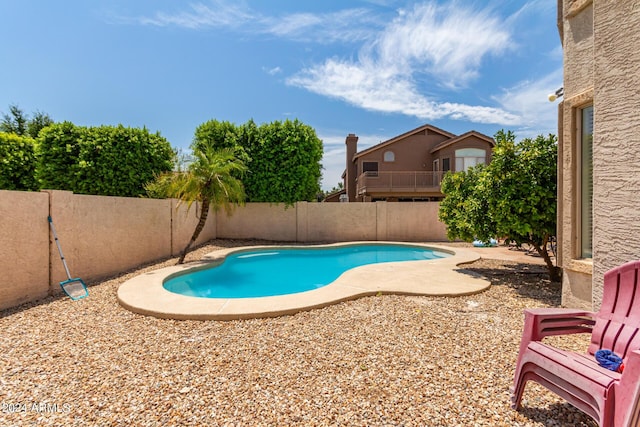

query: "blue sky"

left=1, top=0, right=562, bottom=191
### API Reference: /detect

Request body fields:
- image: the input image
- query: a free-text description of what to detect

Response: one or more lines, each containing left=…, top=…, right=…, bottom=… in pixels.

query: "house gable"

left=352, top=124, right=454, bottom=176
left=353, top=123, right=456, bottom=161
left=430, top=130, right=495, bottom=154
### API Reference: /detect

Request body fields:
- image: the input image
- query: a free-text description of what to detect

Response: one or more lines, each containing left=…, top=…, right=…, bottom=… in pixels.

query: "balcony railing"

left=356, top=171, right=444, bottom=195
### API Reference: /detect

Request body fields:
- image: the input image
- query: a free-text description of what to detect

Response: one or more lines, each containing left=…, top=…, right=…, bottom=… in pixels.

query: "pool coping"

left=117, top=242, right=490, bottom=321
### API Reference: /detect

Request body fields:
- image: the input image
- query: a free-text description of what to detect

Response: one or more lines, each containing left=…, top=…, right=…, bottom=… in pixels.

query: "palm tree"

left=148, top=146, right=247, bottom=264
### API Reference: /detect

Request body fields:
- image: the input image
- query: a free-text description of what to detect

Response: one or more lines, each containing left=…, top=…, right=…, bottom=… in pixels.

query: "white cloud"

left=263, top=66, right=282, bottom=75
left=130, top=1, right=380, bottom=44
left=287, top=2, right=520, bottom=126
left=267, top=9, right=380, bottom=43
left=374, top=2, right=511, bottom=88
left=493, top=67, right=563, bottom=138
left=288, top=58, right=520, bottom=125
left=137, top=0, right=254, bottom=29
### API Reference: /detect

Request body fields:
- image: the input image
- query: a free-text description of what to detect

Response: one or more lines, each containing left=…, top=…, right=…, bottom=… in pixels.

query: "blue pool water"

left=163, top=244, right=449, bottom=299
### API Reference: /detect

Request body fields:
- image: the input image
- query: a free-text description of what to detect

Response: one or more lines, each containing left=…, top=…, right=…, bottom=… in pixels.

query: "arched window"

left=383, top=151, right=395, bottom=162
left=455, top=148, right=486, bottom=171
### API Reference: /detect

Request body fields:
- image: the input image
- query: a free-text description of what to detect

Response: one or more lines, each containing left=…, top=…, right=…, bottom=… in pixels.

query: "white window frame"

left=455, top=148, right=486, bottom=172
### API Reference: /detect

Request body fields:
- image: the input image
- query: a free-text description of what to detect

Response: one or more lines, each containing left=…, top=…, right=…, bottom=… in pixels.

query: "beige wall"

left=558, top=0, right=640, bottom=309
left=558, top=0, right=595, bottom=309
left=0, top=190, right=216, bottom=309
left=216, top=202, right=449, bottom=243
left=172, top=202, right=217, bottom=257
left=357, top=132, right=493, bottom=176
left=0, top=190, right=50, bottom=309
left=1, top=191, right=449, bottom=310
left=216, top=203, right=297, bottom=241
left=383, top=203, right=448, bottom=242
left=304, top=202, right=378, bottom=241
left=47, top=191, right=173, bottom=287
left=591, top=1, right=640, bottom=306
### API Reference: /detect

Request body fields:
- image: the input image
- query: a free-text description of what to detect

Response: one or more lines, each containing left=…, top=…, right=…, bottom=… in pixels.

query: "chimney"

left=345, top=133, right=358, bottom=202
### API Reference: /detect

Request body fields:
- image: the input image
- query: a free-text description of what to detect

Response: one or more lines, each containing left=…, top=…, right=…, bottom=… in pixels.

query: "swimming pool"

left=117, top=242, right=488, bottom=320
left=164, top=244, right=450, bottom=298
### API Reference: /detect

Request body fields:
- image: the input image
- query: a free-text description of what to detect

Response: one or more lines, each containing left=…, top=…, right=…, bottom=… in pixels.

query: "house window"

left=455, top=148, right=486, bottom=171
left=383, top=151, right=395, bottom=162
left=362, top=161, right=378, bottom=176
left=433, top=159, right=439, bottom=171
left=442, top=158, right=451, bottom=172
left=578, top=105, right=593, bottom=258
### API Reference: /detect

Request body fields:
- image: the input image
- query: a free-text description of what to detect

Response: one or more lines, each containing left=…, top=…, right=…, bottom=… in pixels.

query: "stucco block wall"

left=216, top=202, right=448, bottom=243
left=1, top=192, right=450, bottom=311
left=171, top=202, right=217, bottom=257
left=561, top=267, right=593, bottom=311
left=0, top=190, right=220, bottom=309
left=563, top=3, right=593, bottom=96
left=304, top=202, right=378, bottom=242
left=216, top=203, right=297, bottom=241
left=0, top=190, right=50, bottom=310
left=47, top=191, right=173, bottom=289
left=383, top=203, right=448, bottom=242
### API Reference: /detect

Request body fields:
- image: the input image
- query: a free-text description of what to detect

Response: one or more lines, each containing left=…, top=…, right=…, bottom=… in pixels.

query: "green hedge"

left=192, top=118, right=323, bottom=204
left=37, top=123, right=175, bottom=196
left=0, top=132, right=38, bottom=191
left=242, top=119, right=323, bottom=204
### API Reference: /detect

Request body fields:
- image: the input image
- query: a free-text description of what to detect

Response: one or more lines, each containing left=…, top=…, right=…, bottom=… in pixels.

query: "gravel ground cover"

left=0, top=240, right=596, bottom=426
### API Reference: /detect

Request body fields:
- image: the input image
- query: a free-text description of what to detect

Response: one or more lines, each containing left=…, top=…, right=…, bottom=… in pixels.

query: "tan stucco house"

left=337, top=124, right=494, bottom=202
left=557, top=0, right=640, bottom=309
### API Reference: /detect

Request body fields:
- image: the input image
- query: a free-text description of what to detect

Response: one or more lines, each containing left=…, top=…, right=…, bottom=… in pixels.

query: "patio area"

left=0, top=239, right=596, bottom=426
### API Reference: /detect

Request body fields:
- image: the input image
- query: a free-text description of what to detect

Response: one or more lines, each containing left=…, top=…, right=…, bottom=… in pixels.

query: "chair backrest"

left=588, top=260, right=640, bottom=360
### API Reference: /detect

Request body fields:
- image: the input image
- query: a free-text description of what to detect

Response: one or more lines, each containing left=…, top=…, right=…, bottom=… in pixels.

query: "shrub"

left=241, top=119, right=323, bottom=204
left=37, top=123, right=175, bottom=196
left=0, top=132, right=38, bottom=191
left=190, top=118, right=324, bottom=204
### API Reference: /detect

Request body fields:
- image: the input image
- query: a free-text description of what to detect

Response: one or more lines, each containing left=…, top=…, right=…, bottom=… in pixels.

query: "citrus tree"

left=439, top=130, right=561, bottom=281
left=439, top=164, right=495, bottom=243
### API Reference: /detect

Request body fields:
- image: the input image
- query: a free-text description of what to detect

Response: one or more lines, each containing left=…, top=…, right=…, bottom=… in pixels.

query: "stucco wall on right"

left=591, top=1, right=640, bottom=307
left=558, top=0, right=640, bottom=309
left=558, top=1, right=595, bottom=309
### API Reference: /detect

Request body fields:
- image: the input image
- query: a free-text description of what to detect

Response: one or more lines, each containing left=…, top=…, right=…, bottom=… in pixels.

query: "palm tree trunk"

left=177, top=198, right=210, bottom=264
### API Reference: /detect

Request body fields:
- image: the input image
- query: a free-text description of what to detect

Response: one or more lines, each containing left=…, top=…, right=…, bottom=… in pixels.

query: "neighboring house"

left=338, top=124, right=494, bottom=202
left=556, top=1, right=640, bottom=309
left=322, top=188, right=346, bottom=203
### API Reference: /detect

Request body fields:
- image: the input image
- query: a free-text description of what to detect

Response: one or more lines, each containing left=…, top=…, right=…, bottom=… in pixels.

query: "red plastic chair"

left=511, top=259, right=640, bottom=426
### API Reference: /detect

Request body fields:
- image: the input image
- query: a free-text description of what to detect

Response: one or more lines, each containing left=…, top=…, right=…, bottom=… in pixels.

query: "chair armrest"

left=521, top=308, right=596, bottom=343
left=615, top=350, right=640, bottom=427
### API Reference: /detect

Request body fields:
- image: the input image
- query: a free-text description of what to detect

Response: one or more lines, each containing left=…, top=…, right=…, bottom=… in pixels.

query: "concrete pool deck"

left=117, top=242, right=536, bottom=321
